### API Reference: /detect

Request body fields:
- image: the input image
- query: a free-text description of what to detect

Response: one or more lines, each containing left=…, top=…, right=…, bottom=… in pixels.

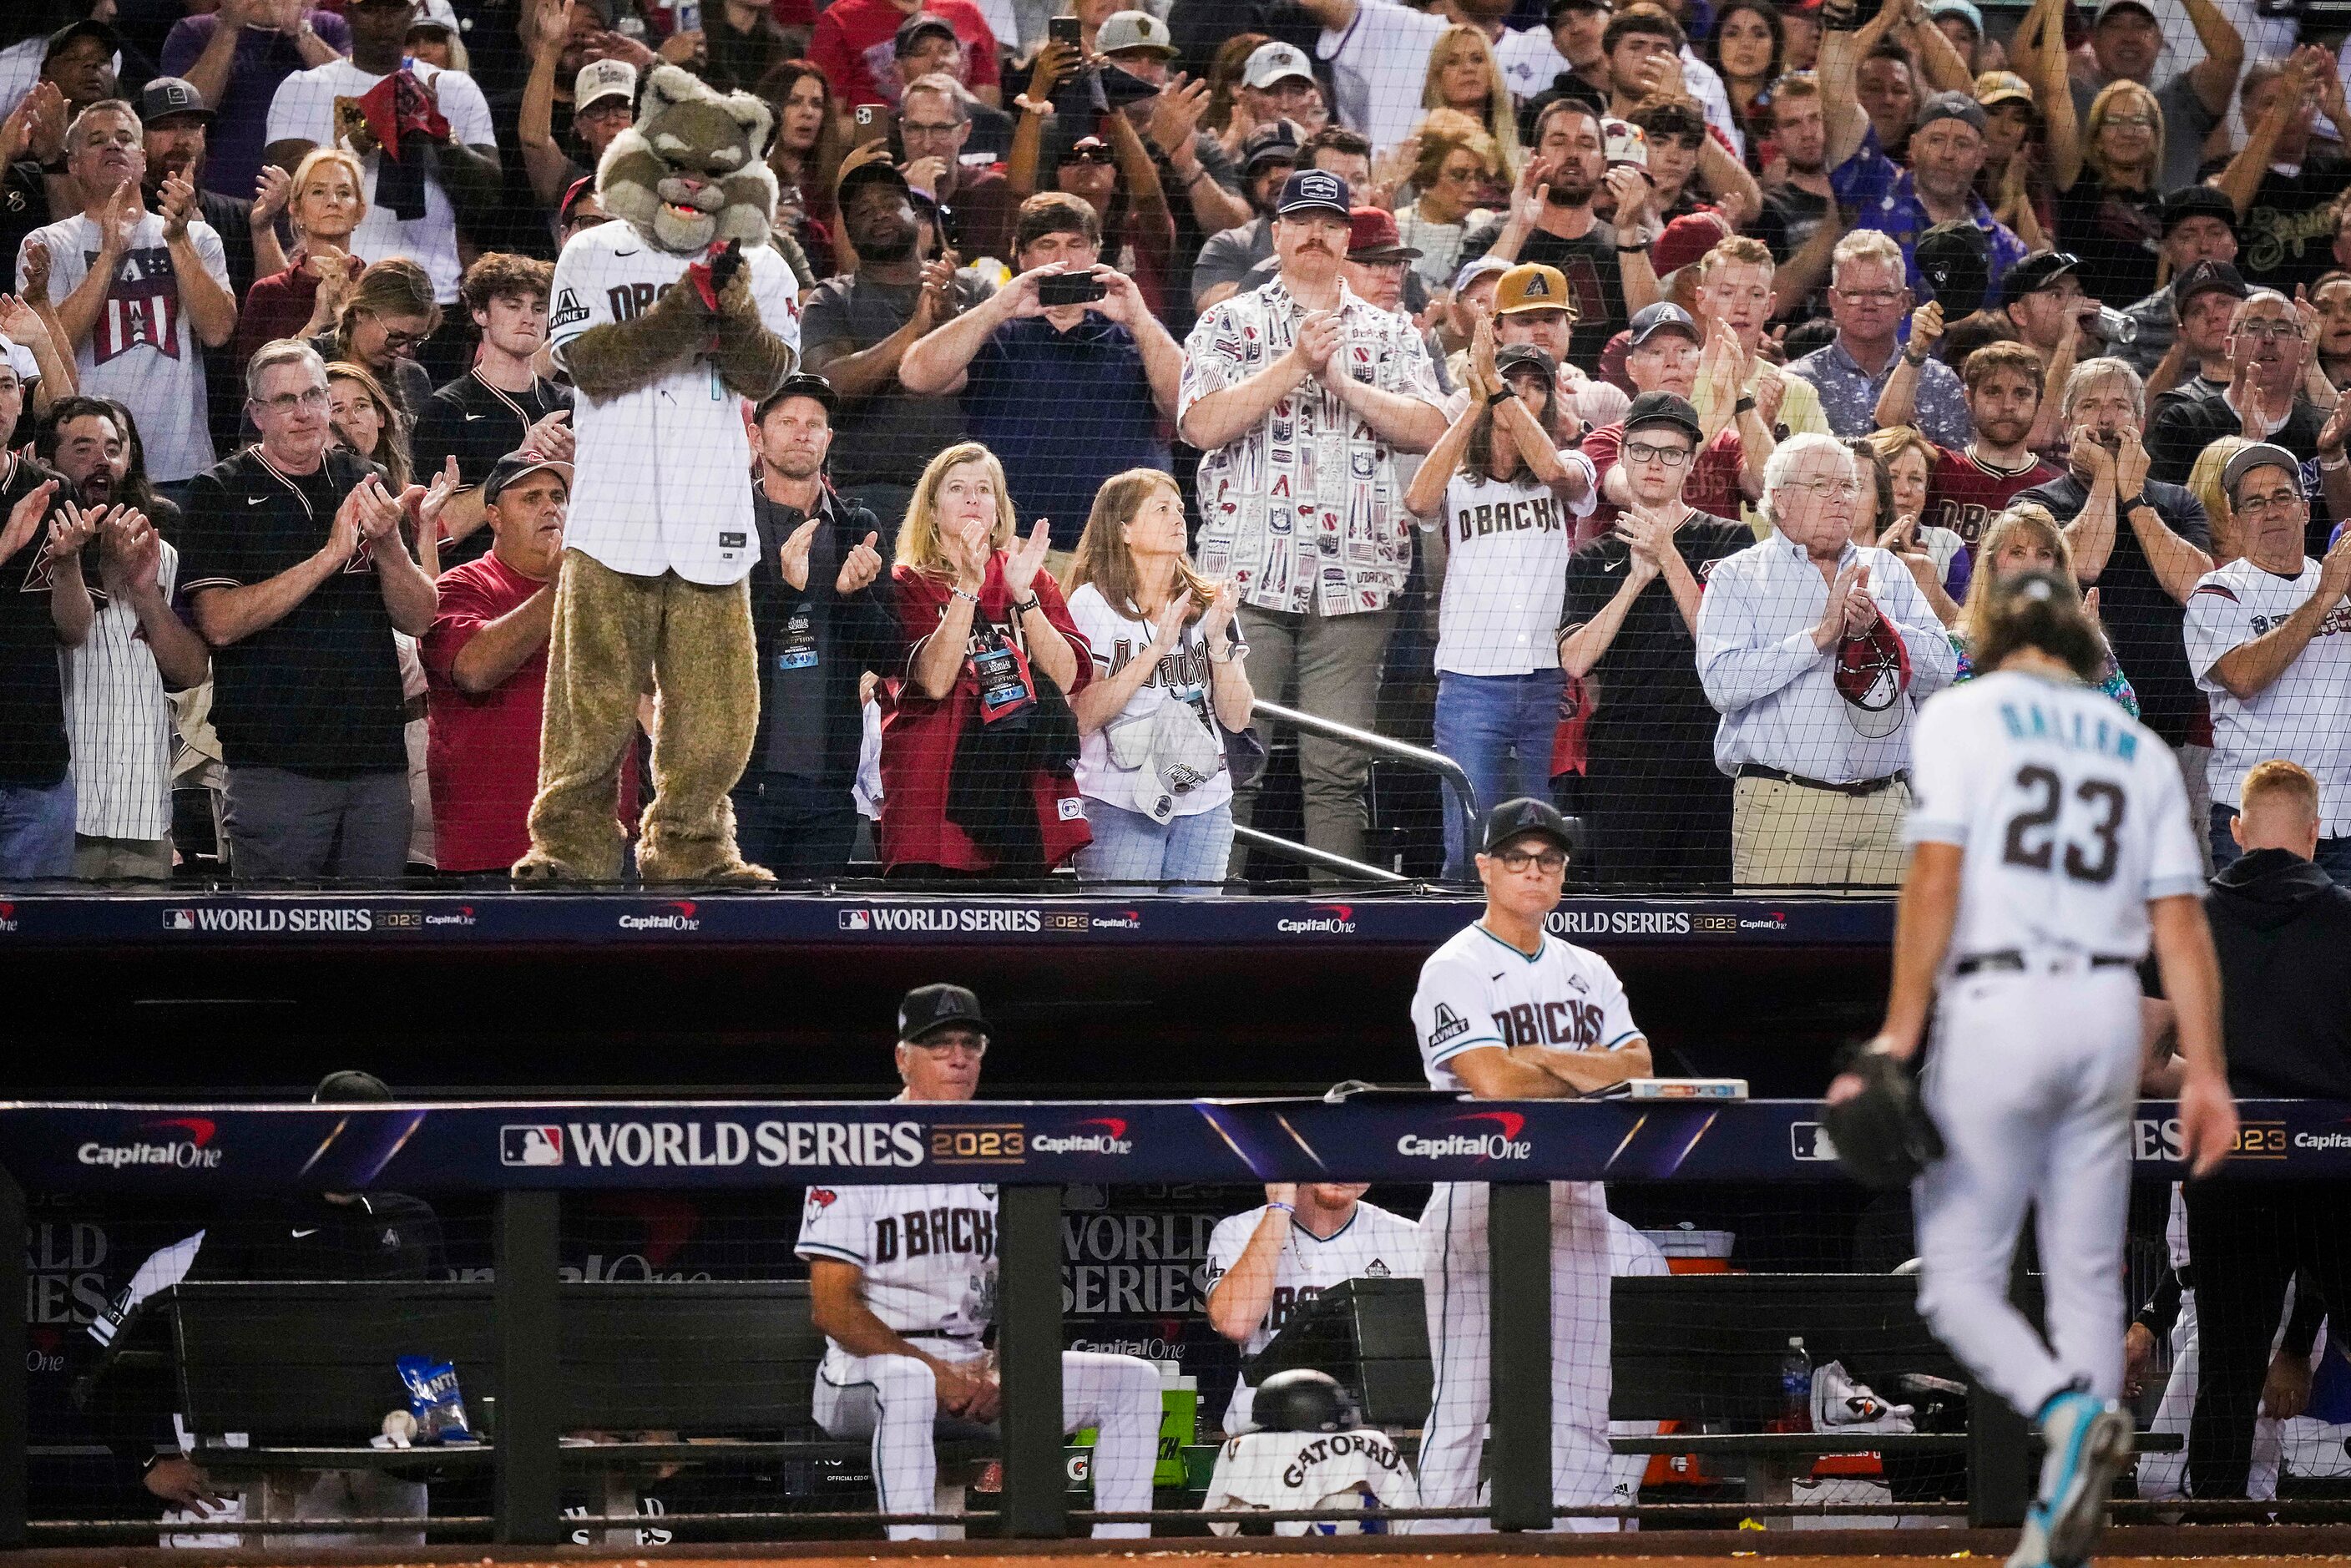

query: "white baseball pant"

left=2137, top=1288, right=2292, bottom=1502
left=1913, top=965, right=2141, bottom=1419
left=1415, top=1180, right=1618, bottom=1532
left=813, top=1347, right=1161, bottom=1540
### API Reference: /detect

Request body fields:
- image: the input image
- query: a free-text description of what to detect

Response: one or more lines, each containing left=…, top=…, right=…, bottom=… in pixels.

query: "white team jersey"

left=1410, top=923, right=1643, bottom=1092
left=1905, top=670, right=2205, bottom=969
left=2184, top=558, right=2351, bottom=836
left=546, top=221, right=801, bottom=585
left=1203, top=1201, right=1421, bottom=1430
left=1433, top=468, right=1592, bottom=678
left=794, top=1181, right=998, bottom=1343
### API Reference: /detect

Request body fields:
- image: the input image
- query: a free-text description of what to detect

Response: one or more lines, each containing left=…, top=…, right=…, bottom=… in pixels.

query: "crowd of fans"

left=0, top=0, right=2347, bottom=889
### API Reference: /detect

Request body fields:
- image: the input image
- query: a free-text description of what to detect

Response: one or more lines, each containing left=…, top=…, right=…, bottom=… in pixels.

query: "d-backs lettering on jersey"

left=795, top=1181, right=998, bottom=1340
left=88, top=246, right=184, bottom=367
left=1410, top=924, right=1642, bottom=1093
left=1451, top=489, right=1567, bottom=543
left=1904, top=669, right=2204, bottom=968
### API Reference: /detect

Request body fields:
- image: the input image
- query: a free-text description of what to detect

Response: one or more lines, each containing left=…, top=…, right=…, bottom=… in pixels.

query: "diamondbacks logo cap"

left=1481, top=797, right=1577, bottom=857
left=1277, top=168, right=1351, bottom=220
left=1834, top=615, right=1914, bottom=739
left=1601, top=117, right=1647, bottom=169
left=1495, top=263, right=1575, bottom=318
left=2172, top=257, right=2247, bottom=309
left=899, top=983, right=991, bottom=1043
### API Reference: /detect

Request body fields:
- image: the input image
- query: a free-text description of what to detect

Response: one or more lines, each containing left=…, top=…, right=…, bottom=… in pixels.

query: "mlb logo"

left=1790, top=1122, right=1838, bottom=1161
left=502, top=1125, right=565, bottom=1166
left=838, top=908, right=872, bottom=931
left=162, top=909, right=195, bottom=931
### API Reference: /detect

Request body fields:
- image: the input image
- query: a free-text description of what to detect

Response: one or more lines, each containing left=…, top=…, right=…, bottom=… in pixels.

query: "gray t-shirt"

left=1192, top=215, right=1272, bottom=310
left=2071, top=73, right=2220, bottom=196
left=799, top=270, right=994, bottom=488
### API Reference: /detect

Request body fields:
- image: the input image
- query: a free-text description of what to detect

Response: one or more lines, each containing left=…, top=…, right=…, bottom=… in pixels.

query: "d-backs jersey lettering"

left=1904, top=670, right=2204, bottom=969
left=795, top=1181, right=998, bottom=1341
left=547, top=220, right=801, bottom=587
left=1410, top=924, right=1642, bottom=1092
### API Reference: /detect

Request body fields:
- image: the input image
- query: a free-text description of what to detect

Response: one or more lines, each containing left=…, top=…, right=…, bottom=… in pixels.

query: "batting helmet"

left=1251, top=1369, right=1360, bottom=1434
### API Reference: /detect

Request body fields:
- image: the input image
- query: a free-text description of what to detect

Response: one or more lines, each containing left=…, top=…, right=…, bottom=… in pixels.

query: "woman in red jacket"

left=881, top=442, right=1097, bottom=878
left=235, top=148, right=368, bottom=372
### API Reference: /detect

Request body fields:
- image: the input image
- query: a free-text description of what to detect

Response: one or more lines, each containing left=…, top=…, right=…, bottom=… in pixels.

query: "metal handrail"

left=1231, top=824, right=1409, bottom=885
left=1247, top=698, right=1483, bottom=877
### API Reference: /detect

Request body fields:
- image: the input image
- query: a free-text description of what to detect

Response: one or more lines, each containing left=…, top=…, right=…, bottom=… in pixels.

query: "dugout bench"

left=96, top=1278, right=1004, bottom=1542
left=1249, top=1272, right=2180, bottom=1526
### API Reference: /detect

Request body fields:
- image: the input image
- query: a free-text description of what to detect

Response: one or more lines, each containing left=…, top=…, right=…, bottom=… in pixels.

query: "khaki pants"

left=1730, top=772, right=1911, bottom=892
left=1227, top=603, right=1396, bottom=882
left=73, top=833, right=173, bottom=881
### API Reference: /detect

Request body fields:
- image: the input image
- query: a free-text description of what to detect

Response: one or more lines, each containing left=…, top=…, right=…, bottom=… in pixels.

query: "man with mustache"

left=1180, top=166, right=1445, bottom=878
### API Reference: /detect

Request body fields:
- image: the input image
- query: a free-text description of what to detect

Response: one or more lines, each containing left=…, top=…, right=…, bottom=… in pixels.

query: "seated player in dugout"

left=1202, top=1182, right=1421, bottom=1436
left=794, top=984, right=1164, bottom=1540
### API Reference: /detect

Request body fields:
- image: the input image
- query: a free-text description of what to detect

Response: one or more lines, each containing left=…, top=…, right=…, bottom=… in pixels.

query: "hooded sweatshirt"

left=2205, top=847, right=2351, bottom=1100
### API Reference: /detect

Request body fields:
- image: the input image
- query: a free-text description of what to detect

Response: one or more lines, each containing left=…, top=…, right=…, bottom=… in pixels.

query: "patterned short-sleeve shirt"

left=1179, top=277, right=1443, bottom=616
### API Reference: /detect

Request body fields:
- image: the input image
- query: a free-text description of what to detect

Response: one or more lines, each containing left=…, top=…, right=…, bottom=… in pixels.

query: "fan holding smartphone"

left=897, top=193, right=1184, bottom=562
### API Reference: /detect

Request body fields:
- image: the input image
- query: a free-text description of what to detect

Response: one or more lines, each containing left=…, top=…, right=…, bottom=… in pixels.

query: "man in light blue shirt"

left=1788, top=229, right=1971, bottom=448
left=1696, top=432, right=1957, bottom=891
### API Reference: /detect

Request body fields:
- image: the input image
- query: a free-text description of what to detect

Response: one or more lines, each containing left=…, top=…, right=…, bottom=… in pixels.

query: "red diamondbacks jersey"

left=1924, top=446, right=2059, bottom=548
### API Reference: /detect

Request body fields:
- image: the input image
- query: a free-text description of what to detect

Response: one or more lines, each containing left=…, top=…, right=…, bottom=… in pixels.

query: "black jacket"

left=2206, top=847, right=2351, bottom=1099
left=746, top=485, right=901, bottom=791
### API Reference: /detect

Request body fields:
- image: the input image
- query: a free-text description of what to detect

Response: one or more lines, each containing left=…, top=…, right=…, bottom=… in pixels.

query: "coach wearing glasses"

left=179, top=339, right=436, bottom=881
left=1695, top=432, right=1954, bottom=891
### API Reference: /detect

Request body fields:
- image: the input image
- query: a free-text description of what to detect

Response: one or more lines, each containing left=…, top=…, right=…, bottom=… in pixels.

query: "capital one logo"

left=1031, top=1117, right=1135, bottom=1156
left=78, top=1116, right=223, bottom=1170
left=1396, top=1110, right=1533, bottom=1161
left=618, top=901, right=700, bottom=932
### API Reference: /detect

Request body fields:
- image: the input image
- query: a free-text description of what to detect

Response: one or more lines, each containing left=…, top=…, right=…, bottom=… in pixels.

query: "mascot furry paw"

left=515, top=63, right=801, bottom=885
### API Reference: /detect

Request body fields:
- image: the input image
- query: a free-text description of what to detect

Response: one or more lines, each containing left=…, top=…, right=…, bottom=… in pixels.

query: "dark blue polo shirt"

left=963, top=312, right=1170, bottom=550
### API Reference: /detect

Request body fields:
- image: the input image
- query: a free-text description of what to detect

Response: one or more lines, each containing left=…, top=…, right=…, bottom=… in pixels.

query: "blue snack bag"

left=397, top=1355, right=477, bottom=1443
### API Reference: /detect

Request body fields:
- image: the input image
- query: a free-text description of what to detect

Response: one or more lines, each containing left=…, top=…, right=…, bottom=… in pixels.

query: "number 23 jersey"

left=1410, top=923, right=1642, bottom=1091
left=1905, top=670, right=2204, bottom=969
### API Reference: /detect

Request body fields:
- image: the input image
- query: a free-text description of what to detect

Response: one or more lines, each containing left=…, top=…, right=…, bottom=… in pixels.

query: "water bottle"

left=1777, top=1335, right=1812, bottom=1431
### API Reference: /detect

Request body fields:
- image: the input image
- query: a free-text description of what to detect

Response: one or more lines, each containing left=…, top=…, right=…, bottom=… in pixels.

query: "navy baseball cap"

left=1277, top=168, right=1351, bottom=220
left=899, top=983, right=990, bottom=1043
left=313, top=1070, right=393, bottom=1103
left=1627, top=301, right=1701, bottom=347
left=1481, top=797, right=1576, bottom=857
left=1494, top=342, right=1556, bottom=383
left=484, top=449, right=573, bottom=503
left=1915, top=90, right=1988, bottom=134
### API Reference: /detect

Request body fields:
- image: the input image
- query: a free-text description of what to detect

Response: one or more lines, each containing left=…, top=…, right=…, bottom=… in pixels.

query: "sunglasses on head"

left=1061, top=143, right=1115, bottom=165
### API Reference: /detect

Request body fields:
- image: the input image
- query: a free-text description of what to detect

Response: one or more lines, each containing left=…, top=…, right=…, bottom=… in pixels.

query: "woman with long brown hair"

left=1063, top=468, right=1251, bottom=890
left=760, top=59, right=845, bottom=276
left=1949, top=502, right=2137, bottom=713
left=312, top=259, right=439, bottom=422
left=879, top=443, right=1096, bottom=878
left=2051, top=78, right=2166, bottom=305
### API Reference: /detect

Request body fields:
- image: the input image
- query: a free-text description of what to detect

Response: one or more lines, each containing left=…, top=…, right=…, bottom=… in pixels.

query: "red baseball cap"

left=1834, top=615, right=1914, bottom=739
left=1346, top=206, right=1421, bottom=262
left=1650, top=209, right=1732, bottom=276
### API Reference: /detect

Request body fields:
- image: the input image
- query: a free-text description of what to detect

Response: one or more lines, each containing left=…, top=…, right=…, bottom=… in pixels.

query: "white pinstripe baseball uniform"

left=794, top=1182, right=1162, bottom=1540
left=1408, top=922, right=1646, bottom=1531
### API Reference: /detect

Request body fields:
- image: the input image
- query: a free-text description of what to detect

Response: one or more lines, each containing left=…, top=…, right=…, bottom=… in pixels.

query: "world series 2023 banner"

left=5, top=1095, right=2349, bottom=1191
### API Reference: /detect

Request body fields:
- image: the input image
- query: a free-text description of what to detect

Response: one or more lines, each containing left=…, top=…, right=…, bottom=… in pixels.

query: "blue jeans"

left=0, top=773, right=76, bottom=880
left=1433, top=670, right=1564, bottom=882
left=2210, top=804, right=2351, bottom=883
left=1074, top=798, right=1234, bottom=893
left=731, top=771, right=862, bottom=878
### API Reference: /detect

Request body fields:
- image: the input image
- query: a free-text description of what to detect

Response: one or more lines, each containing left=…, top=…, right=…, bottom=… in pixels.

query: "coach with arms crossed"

left=795, top=984, right=1163, bottom=1540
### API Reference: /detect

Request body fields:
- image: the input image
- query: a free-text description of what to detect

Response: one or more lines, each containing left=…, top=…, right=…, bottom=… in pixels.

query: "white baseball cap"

left=574, top=57, right=637, bottom=112
left=1602, top=117, right=1648, bottom=169
left=1244, top=41, right=1314, bottom=91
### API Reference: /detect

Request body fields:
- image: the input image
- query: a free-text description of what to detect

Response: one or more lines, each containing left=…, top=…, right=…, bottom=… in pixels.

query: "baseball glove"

left=1823, top=1046, right=1944, bottom=1190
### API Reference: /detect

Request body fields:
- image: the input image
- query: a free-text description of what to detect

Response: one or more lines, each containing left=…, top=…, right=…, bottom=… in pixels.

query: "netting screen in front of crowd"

left=3, top=0, right=2347, bottom=893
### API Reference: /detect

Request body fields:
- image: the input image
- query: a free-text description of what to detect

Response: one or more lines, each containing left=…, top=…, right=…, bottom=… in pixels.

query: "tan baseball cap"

left=1974, top=69, right=2033, bottom=109
left=1494, top=263, right=1577, bottom=319
left=574, top=58, right=636, bottom=112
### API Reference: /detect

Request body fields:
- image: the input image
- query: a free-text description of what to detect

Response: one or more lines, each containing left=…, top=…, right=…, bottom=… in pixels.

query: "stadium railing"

left=4, top=1093, right=2341, bottom=1545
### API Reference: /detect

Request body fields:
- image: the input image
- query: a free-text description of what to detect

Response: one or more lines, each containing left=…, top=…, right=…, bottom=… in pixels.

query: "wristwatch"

left=1211, top=640, right=1249, bottom=664
left=2116, top=493, right=2148, bottom=515
left=1012, top=593, right=1042, bottom=616
left=1486, top=386, right=1514, bottom=408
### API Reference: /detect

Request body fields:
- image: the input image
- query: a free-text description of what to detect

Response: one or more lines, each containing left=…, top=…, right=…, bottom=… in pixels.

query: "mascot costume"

left=517, top=63, right=801, bottom=883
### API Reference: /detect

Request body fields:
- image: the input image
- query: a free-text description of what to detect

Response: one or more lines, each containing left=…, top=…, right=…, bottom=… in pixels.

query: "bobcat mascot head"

left=596, top=63, right=778, bottom=255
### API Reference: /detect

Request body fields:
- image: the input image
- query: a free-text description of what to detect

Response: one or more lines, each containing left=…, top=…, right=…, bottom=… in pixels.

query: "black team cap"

left=898, top=983, right=991, bottom=1043
left=1481, top=797, right=1577, bottom=857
